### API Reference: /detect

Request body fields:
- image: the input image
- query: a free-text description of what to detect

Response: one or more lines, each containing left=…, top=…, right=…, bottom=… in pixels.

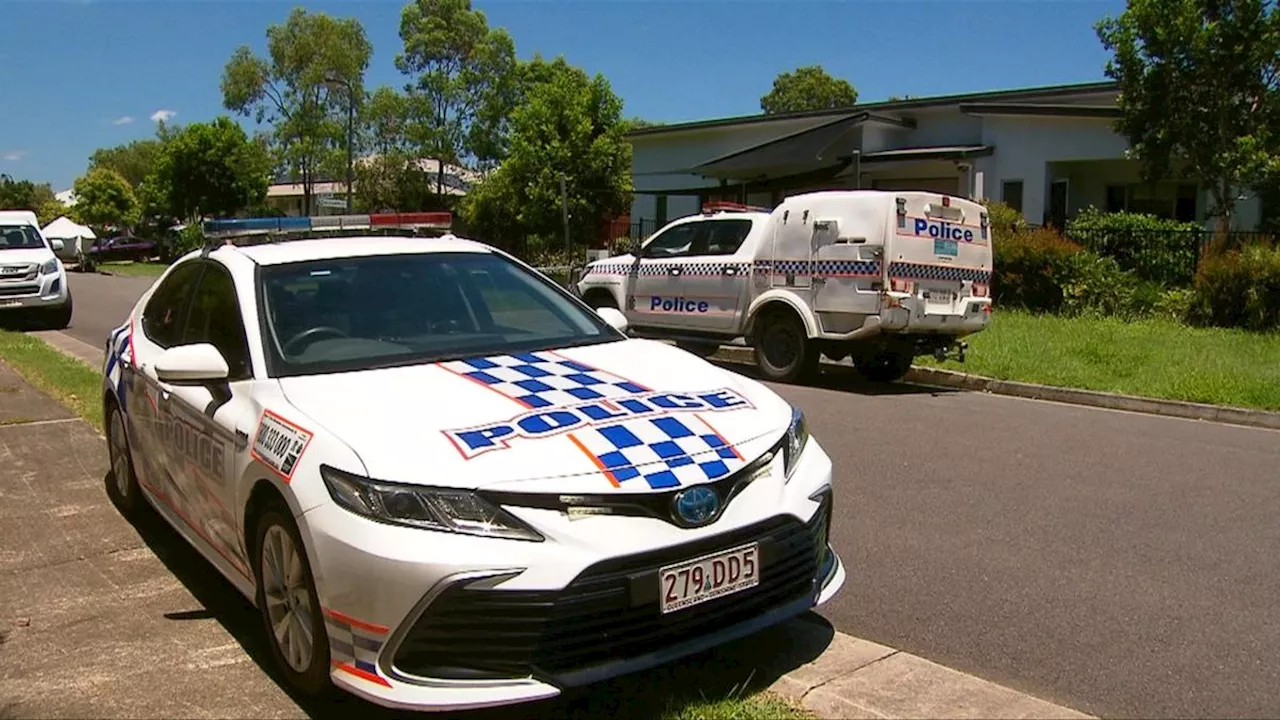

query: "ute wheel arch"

left=582, top=288, right=619, bottom=310
left=750, top=302, right=821, bottom=383
left=745, top=293, right=819, bottom=340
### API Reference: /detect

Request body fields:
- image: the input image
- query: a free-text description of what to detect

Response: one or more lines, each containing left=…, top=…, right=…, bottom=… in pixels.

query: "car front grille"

left=0, top=283, right=39, bottom=297
left=391, top=493, right=832, bottom=686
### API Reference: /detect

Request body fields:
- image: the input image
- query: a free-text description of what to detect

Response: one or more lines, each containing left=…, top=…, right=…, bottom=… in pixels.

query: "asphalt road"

left=58, top=271, right=1280, bottom=719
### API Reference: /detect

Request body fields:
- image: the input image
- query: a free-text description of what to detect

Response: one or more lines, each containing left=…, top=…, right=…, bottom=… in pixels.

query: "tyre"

left=856, top=351, right=913, bottom=383
left=105, top=403, right=145, bottom=517
left=753, top=310, right=819, bottom=383
left=675, top=340, right=720, bottom=358
left=254, top=506, right=331, bottom=698
left=45, top=295, right=72, bottom=330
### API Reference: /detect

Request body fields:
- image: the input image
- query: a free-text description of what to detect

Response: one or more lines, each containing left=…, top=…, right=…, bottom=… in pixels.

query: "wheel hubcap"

left=108, top=411, right=131, bottom=496
left=764, top=325, right=798, bottom=369
left=261, top=525, right=314, bottom=674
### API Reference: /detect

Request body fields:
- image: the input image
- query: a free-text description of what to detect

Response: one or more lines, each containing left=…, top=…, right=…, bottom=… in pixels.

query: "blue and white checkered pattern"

left=575, top=416, right=744, bottom=490
left=105, top=324, right=131, bottom=414
left=586, top=262, right=630, bottom=276
left=754, top=259, right=882, bottom=278
left=888, top=261, right=991, bottom=284
left=440, top=351, right=650, bottom=409
left=325, top=613, right=386, bottom=677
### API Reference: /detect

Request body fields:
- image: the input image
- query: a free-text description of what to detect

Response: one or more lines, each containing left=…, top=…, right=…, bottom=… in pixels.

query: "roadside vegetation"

left=0, top=330, right=103, bottom=431
left=96, top=261, right=169, bottom=278
left=920, top=311, right=1280, bottom=411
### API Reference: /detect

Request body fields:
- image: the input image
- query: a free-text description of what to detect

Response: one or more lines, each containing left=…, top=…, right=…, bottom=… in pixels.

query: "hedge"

left=1065, top=208, right=1202, bottom=287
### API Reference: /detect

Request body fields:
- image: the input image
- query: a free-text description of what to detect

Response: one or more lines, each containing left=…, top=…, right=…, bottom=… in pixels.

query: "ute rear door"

left=887, top=193, right=992, bottom=314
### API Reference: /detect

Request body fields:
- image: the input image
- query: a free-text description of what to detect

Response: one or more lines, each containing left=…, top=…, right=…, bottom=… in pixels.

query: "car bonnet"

left=277, top=338, right=791, bottom=494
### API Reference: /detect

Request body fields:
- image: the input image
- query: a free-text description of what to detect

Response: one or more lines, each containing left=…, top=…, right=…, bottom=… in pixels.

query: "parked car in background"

left=88, top=235, right=156, bottom=264
left=0, top=210, right=74, bottom=328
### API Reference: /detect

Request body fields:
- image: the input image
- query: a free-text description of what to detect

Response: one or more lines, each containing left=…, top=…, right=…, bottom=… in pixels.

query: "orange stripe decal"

left=332, top=661, right=392, bottom=687
left=568, top=432, right=620, bottom=487
left=322, top=608, right=390, bottom=635
left=693, top=414, right=743, bottom=460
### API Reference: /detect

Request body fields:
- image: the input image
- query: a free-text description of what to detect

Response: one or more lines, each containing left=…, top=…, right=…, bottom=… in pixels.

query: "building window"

left=655, top=196, right=668, bottom=226
left=1105, top=185, right=1127, bottom=213
left=1175, top=184, right=1198, bottom=223
left=1001, top=181, right=1024, bottom=212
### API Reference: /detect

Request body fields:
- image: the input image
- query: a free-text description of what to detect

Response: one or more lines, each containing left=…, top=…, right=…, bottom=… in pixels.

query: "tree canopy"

left=462, top=57, right=632, bottom=252
left=1097, top=0, right=1280, bottom=232
left=396, top=0, right=518, bottom=180
left=0, top=175, right=61, bottom=224
left=760, top=65, right=858, bottom=114
left=221, top=8, right=372, bottom=215
left=72, top=168, right=139, bottom=230
left=88, top=139, right=164, bottom=188
left=144, top=117, right=273, bottom=222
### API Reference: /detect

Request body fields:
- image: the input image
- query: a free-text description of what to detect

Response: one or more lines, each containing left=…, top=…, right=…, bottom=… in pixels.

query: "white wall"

left=981, top=116, right=1130, bottom=224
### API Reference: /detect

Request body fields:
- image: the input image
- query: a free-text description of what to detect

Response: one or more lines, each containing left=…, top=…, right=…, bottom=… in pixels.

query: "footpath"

left=1, top=332, right=1091, bottom=720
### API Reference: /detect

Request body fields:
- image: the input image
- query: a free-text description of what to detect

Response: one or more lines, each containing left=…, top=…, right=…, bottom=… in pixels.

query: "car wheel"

left=856, top=351, right=913, bottom=383
left=254, top=506, right=331, bottom=697
left=46, top=295, right=72, bottom=330
left=753, top=310, right=819, bottom=383
left=105, top=404, right=144, bottom=517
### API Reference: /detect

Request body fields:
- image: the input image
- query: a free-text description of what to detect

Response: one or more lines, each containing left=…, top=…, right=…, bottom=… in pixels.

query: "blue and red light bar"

left=701, top=201, right=771, bottom=214
left=203, top=212, right=452, bottom=237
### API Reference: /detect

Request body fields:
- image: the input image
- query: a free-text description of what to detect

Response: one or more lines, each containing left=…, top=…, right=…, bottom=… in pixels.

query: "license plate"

left=924, top=287, right=955, bottom=304
left=933, top=238, right=959, bottom=256
left=659, top=542, right=760, bottom=614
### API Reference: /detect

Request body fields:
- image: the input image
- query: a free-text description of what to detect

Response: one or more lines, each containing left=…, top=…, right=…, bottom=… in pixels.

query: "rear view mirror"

left=50, top=239, right=65, bottom=252
left=155, top=343, right=230, bottom=384
left=596, top=306, right=629, bottom=334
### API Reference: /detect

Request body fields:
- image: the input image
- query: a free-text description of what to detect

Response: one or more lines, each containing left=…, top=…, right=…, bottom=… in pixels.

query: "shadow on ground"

left=712, top=358, right=959, bottom=398
left=116, top=469, right=836, bottom=720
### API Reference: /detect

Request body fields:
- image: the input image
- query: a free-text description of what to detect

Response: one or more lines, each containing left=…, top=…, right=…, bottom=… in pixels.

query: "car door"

left=678, top=219, right=754, bottom=334
left=162, top=260, right=257, bottom=574
left=130, top=261, right=205, bottom=498
left=625, top=221, right=697, bottom=329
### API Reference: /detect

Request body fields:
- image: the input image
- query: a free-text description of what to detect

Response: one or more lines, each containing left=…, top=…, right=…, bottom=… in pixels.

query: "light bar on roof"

left=701, top=201, right=770, bottom=214
left=202, top=212, right=453, bottom=237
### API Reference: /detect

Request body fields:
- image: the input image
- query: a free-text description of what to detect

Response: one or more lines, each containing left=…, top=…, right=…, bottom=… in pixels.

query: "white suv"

left=0, top=211, right=74, bottom=328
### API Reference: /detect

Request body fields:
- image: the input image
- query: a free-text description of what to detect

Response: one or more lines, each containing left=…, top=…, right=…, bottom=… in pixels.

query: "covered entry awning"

left=834, top=144, right=994, bottom=175
left=693, top=113, right=915, bottom=181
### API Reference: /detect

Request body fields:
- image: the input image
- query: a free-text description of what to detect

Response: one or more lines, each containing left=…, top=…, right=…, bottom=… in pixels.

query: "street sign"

left=317, top=197, right=347, bottom=209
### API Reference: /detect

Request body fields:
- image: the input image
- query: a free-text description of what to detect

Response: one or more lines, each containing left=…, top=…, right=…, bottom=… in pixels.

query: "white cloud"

left=113, top=115, right=135, bottom=126
left=2, top=151, right=27, bottom=162
left=150, top=109, right=177, bottom=123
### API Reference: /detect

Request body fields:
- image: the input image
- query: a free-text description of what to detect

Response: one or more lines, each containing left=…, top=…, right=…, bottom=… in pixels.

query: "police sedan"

left=101, top=214, right=845, bottom=711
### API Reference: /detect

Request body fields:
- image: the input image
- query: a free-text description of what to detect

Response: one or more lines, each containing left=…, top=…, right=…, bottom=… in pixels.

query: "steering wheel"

left=283, top=326, right=349, bottom=355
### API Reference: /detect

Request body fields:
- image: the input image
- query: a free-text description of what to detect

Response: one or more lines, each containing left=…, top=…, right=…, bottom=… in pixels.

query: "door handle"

left=722, top=266, right=738, bottom=276
left=668, top=267, right=682, bottom=276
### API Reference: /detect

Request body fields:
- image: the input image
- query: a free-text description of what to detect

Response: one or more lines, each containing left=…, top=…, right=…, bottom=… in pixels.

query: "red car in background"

left=87, top=235, right=156, bottom=264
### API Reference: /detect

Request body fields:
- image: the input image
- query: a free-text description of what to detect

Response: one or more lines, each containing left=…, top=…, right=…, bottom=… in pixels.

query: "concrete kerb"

left=24, top=329, right=1093, bottom=719
left=712, top=344, right=1280, bottom=432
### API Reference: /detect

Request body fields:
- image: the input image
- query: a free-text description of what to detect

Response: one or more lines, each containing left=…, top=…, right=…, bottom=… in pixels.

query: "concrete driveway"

left=50, top=270, right=1280, bottom=719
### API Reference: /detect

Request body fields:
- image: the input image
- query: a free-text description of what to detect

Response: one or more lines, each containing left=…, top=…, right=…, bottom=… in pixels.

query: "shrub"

left=1189, top=243, right=1280, bottom=331
left=992, top=226, right=1082, bottom=312
left=1065, top=208, right=1203, bottom=286
left=982, top=199, right=1028, bottom=240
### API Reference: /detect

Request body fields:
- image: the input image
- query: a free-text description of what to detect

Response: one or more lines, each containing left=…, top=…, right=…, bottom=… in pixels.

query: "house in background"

left=265, top=157, right=481, bottom=217
left=627, top=81, right=1265, bottom=233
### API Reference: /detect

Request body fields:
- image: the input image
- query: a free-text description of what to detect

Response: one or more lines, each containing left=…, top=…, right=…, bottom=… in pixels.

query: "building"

left=265, top=157, right=481, bottom=217
left=627, top=81, right=1264, bottom=232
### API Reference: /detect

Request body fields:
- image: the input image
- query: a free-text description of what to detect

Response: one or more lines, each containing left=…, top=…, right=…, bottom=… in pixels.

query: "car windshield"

left=0, top=225, right=48, bottom=250
left=258, top=251, right=622, bottom=377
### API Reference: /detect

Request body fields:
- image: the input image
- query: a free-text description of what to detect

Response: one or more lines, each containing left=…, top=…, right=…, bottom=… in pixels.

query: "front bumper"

left=298, top=438, right=844, bottom=712
left=0, top=270, right=69, bottom=310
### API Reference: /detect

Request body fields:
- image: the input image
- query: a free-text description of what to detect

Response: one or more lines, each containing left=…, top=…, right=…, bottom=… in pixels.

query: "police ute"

left=100, top=212, right=844, bottom=711
left=577, top=190, right=994, bottom=383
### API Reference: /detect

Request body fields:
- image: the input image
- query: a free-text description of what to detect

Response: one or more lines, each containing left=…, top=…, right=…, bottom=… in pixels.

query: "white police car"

left=101, top=213, right=844, bottom=711
left=0, top=210, right=73, bottom=328
left=578, top=191, right=994, bottom=384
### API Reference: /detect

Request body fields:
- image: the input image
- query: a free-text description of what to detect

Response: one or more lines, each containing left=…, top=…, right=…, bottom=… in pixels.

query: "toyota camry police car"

left=101, top=213, right=844, bottom=711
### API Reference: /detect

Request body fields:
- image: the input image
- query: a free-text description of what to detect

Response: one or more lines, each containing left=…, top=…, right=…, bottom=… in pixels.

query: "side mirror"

left=596, top=306, right=629, bottom=334
left=155, top=343, right=230, bottom=384
left=50, top=239, right=65, bottom=252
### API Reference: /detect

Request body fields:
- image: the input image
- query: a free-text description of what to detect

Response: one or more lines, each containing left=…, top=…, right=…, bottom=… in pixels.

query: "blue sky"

left=2, top=0, right=1124, bottom=190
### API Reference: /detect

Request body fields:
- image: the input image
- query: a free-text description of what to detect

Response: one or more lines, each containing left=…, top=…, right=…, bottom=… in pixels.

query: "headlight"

left=319, top=465, right=543, bottom=542
left=39, top=258, right=59, bottom=275
left=782, top=406, right=809, bottom=479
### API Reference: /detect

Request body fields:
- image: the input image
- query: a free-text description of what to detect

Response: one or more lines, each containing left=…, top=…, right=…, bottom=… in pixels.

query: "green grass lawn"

left=97, top=260, right=170, bottom=278
left=0, top=330, right=104, bottom=431
left=920, top=311, right=1280, bottom=411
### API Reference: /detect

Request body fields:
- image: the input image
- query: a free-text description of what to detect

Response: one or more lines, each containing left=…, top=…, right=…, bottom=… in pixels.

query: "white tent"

left=41, top=216, right=96, bottom=258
